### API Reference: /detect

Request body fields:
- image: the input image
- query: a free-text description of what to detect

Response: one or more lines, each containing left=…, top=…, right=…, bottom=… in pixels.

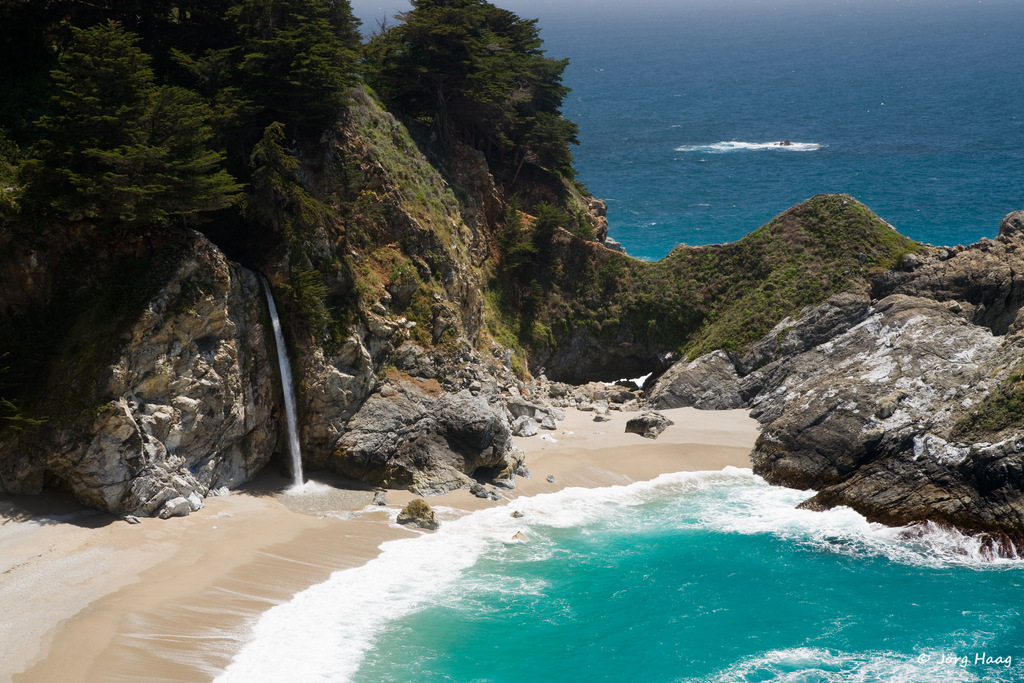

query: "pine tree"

left=21, top=22, right=239, bottom=227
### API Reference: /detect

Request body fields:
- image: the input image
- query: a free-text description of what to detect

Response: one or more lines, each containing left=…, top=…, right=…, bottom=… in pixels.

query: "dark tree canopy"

left=228, top=0, right=362, bottom=135
left=364, top=0, right=578, bottom=179
left=244, top=121, right=327, bottom=237
left=20, top=23, right=240, bottom=227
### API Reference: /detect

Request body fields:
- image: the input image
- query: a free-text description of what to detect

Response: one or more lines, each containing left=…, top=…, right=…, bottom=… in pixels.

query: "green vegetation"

left=21, top=23, right=240, bottom=227
left=364, top=0, right=578, bottom=181
left=227, top=0, right=361, bottom=135
left=952, top=364, right=1024, bottom=441
left=244, top=121, right=327, bottom=238
left=502, top=194, right=922, bottom=365
left=0, top=132, right=19, bottom=217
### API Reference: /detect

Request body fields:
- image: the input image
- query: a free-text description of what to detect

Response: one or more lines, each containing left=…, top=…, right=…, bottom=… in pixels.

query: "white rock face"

left=0, top=232, right=279, bottom=518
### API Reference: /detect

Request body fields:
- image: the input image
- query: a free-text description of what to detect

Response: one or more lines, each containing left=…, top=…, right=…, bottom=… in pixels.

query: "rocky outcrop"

left=328, top=372, right=523, bottom=495
left=649, top=215, right=1024, bottom=547
left=397, top=498, right=440, bottom=530
left=0, top=231, right=278, bottom=517
left=647, top=350, right=744, bottom=410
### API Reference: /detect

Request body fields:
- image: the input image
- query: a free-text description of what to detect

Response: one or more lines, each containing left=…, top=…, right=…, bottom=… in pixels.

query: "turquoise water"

left=218, top=471, right=1023, bottom=683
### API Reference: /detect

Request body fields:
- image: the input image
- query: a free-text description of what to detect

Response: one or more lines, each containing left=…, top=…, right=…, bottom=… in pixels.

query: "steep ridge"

left=523, top=194, right=920, bottom=383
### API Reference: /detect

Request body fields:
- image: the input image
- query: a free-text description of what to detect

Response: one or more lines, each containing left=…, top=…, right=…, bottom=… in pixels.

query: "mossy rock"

left=397, top=498, right=439, bottom=530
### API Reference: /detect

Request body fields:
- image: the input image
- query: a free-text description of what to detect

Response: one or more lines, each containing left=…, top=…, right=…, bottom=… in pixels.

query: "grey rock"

left=372, top=490, right=388, bottom=506
left=0, top=232, right=278, bottom=516
left=186, top=491, right=204, bottom=512
left=546, top=475, right=557, bottom=483
left=123, top=515, right=141, bottom=525
left=329, top=380, right=517, bottom=496
left=603, top=237, right=627, bottom=254
left=511, top=416, right=539, bottom=437
left=593, top=414, right=613, bottom=423
left=511, top=510, right=525, bottom=518
left=747, top=290, right=1024, bottom=546
left=158, top=496, right=192, bottom=519
left=470, top=483, right=490, bottom=499
left=540, top=415, right=558, bottom=430
left=625, top=412, right=674, bottom=440
left=646, top=350, right=744, bottom=410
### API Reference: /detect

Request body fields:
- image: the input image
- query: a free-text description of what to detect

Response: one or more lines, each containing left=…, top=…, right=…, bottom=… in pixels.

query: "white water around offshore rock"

left=260, top=277, right=304, bottom=488
left=676, top=140, right=824, bottom=153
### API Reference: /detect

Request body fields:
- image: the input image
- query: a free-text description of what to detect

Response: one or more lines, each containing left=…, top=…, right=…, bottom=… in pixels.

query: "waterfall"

left=260, top=277, right=304, bottom=487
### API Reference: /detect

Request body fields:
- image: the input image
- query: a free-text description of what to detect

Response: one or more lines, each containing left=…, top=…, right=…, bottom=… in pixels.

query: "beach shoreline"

left=0, top=407, right=759, bottom=683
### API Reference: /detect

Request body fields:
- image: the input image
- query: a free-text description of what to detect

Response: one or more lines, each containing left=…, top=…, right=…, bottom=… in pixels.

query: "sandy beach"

left=0, top=407, right=759, bottom=683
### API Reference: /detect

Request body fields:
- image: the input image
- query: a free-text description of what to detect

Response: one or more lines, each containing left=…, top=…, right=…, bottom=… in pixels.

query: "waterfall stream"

left=260, top=277, right=304, bottom=487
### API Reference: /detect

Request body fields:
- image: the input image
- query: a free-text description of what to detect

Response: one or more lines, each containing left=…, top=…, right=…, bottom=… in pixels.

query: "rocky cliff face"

left=1, top=87, right=572, bottom=516
left=0, top=230, right=279, bottom=518
left=648, top=212, right=1024, bottom=549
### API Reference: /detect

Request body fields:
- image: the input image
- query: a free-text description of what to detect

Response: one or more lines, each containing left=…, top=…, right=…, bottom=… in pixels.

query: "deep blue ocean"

left=540, top=0, right=1024, bottom=259
left=215, top=3, right=1024, bottom=681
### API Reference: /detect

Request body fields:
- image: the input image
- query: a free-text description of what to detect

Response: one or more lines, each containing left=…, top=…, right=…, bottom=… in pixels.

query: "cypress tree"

left=364, top=0, right=577, bottom=178
left=228, top=0, right=361, bottom=136
left=21, top=22, right=239, bottom=227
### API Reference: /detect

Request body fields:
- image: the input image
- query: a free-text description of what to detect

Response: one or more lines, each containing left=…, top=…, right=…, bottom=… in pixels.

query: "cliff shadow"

left=0, top=488, right=117, bottom=529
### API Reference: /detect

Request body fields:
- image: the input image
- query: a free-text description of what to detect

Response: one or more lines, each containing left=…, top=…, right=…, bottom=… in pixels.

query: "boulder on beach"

left=625, top=412, right=674, bottom=440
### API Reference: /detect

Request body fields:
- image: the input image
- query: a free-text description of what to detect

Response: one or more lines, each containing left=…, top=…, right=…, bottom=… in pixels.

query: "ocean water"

left=537, top=0, right=1024, bottom=259
left=212, top=4, right=1024, bottom=681
left=218, top=470, right=1023, bottom=682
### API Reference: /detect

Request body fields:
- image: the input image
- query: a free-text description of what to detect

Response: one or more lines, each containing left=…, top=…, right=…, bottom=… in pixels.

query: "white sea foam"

left=691, top=476, right=1021, bottom=570
left=215, top=469, right=1019, bottom=682
left=214, top=471, right=744, bottom=683
left=281, top=479, right=336, bottom=496
left=676, top=140, right=825, bottom=153
left=703, top=646, right=985, bottom=683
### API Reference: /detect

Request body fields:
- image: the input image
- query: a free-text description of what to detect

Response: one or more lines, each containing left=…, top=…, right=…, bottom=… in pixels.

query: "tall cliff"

left=0, top=227, right=277, bottom=516
left=0, top=86, right=588, bottom=515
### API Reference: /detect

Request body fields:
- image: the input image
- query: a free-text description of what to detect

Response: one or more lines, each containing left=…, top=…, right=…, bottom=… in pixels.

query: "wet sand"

left=0, top=406, right=758, bottom=682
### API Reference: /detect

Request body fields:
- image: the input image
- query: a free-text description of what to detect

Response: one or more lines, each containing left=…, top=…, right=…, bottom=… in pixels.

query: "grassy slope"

left=528, top=194, right=922, bottom=368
